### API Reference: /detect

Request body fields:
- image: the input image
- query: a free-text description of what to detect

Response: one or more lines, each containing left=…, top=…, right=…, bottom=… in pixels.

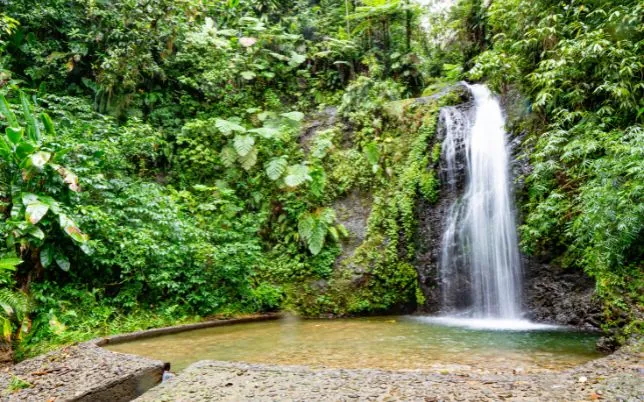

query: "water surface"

left=106, top=316, right=603, bottom=372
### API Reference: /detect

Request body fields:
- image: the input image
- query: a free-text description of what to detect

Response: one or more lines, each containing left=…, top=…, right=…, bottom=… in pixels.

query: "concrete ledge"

left=95, top=313, right=282, bottom=347
left=0, top=342, right=164, bottom=402
left=0, top=313, right=281, bottom=401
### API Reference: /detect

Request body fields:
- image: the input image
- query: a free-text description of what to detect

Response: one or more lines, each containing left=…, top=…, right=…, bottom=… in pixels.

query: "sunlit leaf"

left=238, top=147, right=257, bottom=170
left=233, top=135, right=255, bottom=157
left=215, top=118, right=246, bottom=135
left=239, top=37, right=257, bottom=47
left=220, top=146, right=237, bottom=167
left=6, top=126, right=23, bottom=144
left=240, top=71, right=256, bottom=80
left=248, top=126, right=279, bottom=139
left=30, top=151, right=51, bottom=169
left=284, top=164, right=311, bottom=187
left=265, top=157, right=287, bottom=180
left=281, top=111, right=304, bottom=122
left=0, top=258, right=22, bottom=271
left=25, top=201, right=49, bottom=224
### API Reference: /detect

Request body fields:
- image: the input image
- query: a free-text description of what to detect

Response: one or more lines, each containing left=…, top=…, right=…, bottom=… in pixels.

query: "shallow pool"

left=106, top=316, right=604, bottom=372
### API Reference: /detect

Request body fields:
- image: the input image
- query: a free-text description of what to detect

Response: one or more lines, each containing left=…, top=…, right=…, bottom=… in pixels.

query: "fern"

left=238, top=147, right=258, bottom=170
left=265, top=157, right=288, bottom=180
left=233, top=135, right=255, bottom=157
left=297, top=208, right=340, bottom=255
left=220, top=146, right=237, bottom=167
left=0, top=289, right=28, bottom=341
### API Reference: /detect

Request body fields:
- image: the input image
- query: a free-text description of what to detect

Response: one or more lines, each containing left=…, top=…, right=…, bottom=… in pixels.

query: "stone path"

left=137, top=341, right=642, bottom=402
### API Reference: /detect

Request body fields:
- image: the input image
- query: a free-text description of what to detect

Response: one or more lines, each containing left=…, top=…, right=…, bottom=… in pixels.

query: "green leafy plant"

left=297, top=208, right=347, bottom=255
left=0, top=93, right=89, bottom=279
left=0, top=258, right=29, bottom=342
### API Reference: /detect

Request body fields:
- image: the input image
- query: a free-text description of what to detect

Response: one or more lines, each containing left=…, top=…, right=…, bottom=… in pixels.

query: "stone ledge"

left=0, top=313, right=281, bottom=401
left=95, top=313, right=282, bottom=347
left=0, top=342, right=164, bottom=402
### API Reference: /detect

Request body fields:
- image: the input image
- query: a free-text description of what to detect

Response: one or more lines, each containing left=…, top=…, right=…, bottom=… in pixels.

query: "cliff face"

left=413, top=99, right=472, bottom=313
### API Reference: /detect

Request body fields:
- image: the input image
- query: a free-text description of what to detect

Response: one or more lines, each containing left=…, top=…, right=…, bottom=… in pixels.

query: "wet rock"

left=413, top=99, right=473, bottom=313
left=522, top=260, right=602, bottom=329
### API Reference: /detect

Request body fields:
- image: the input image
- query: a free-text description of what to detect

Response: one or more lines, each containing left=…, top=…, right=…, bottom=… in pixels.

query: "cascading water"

left=439, top=83, right=523, bottom=321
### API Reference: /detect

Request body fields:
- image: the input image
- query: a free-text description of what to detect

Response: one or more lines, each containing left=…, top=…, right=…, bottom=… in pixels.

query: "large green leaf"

left=265, top=157, right=287, bottom=180
left=55, top=253, right=70, bottom=272
left=281, top=111, right=304, bottom=122
left=215, top=118, right=246, bottom=135
left=248, top=126, right=279, bottom=139
left=40, top=247, right=53, bottom=268
left=220, top=146, right=237, bottom=167
left=284, top=164, right=311, bottom=187
left=25, top=201, right=49, bottom=224
left=0, top=95, right=17, bottom=128
left=15, top=142, right=36, bottom=160
left=6, top=126, right=23, bottom=144
left=59, top=214, right=88, bottom=243
left=238, top=147, right=258, bottom=171
left=0, top=258, right=22, bottom=271
left=27, top=226, right=45, bottom=240
left=233, top=135, right=255, bottom=157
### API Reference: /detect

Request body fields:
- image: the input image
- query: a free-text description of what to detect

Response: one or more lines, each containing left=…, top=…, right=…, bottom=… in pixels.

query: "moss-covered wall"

left=277, top=97, right=443, bottom=316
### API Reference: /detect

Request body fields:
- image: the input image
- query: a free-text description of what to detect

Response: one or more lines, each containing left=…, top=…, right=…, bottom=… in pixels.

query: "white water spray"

left=439, top=84, right=523, bottom=320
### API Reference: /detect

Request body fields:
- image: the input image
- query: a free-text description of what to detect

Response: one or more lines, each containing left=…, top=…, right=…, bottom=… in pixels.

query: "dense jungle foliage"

left=0, top=0, right=641, bottom=358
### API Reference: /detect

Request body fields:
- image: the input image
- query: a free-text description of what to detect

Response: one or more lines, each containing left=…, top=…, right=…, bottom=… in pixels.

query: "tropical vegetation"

left=0, top=0, right=640, bottom=359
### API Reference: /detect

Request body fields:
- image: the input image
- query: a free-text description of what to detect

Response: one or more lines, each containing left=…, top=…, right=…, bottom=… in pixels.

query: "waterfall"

left=439, top=83, right=522, bottom=320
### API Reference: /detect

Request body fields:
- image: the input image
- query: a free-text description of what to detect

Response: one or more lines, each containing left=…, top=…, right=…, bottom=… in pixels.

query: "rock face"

left=523, top=259, right=602, bottom=329
left=334, top=190, right=372, bottom=267
left=414, top=101, right=473, bottom=313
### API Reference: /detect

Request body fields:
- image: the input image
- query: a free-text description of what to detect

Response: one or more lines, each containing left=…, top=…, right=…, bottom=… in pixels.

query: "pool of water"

left=106, top=316, right=604, bottom=372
